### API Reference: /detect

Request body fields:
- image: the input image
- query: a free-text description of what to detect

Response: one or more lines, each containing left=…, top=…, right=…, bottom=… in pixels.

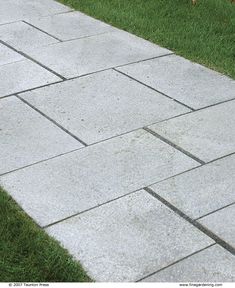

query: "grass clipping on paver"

left=59, top=0, right=235, bottom=79
left=0, top=187, right=91, bottom=282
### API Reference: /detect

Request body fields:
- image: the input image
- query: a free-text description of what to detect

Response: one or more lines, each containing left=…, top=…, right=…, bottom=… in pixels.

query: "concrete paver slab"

left=28, top=11, right=114, bottom=41
left=199, top=205, right=235, bottom=248
left=0, top=0, right=71, bottom=25
left=0, top=43, right=23, bottom=66
left=25, top=30, right=172, bottom=78
left=0, top=21, right=58, bottom=51
left=0, top=97, right=83, bottom=175
left=0, top=59, right=61, bottom=97
left=117, top=55, right=235, bottom=109
left=150, top=154, right=235, bottom=219
left=0, top=130, right=198, bottom=226
left=148, top=100, right=235, bottom=162
left=46, top=190, right=213, bottom=282
left=21, top=70, right=190, bottom=144
left=142, top=245, right=235, bottom=282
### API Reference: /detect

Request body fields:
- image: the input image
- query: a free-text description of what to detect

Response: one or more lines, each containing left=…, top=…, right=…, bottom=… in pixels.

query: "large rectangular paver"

left=142, top=245, right=235, bottom=282
left=21, top=70, right=190, bottom=144
left=0, top=21, right=58, bottom=51
left=0, top=43, right=23, bottom=66
left=0, top=0, right=71, bottom=25
left=150, top=154, right=235, bottom=219
left=0, top=129, right=198, bottom=226
left=28, top=11, right=114, bottom=41
left=0, top=59, right=61, bottom=97
left=148, top=100, right=235, bottom=162
left=47, top=190, right=213, bottom=282
left=117, top=55, right=235, bottom=109
left=0, top=97, right=83, bottom=175
left=199, top=205, right=235, bottom=248
left=24, top=30, right=172, bottom=78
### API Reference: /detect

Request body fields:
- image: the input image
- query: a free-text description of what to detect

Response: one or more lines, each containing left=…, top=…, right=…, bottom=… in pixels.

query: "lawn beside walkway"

left=59, top=0, right=235, bottom=79
left=0, top=187, right=90, bottom=282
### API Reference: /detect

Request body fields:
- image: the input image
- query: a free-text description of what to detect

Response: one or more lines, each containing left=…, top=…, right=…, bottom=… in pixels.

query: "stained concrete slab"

left=24, top=30, right=172, bottom=78
left=199, top=205, right=235, bottom=248
left=0, top=0, right=71, bottom=25
left=21, top=70, right=190, bottom=144
left=142, top=245, right=235, bottom=282
left=46, top=190, right=213, bottom=282
left=117, top=54, right=235, bottom=109
left=28, top=11, right=114, bottom=41
left=0, top=43, right=23, bottom=66
left=148, top=100, right=235, bottom=162
left=150, top=154, right=235, bottom=219
left=0, top=130, right=198, bottom=226
left=0, top=59, right=61, bottom=97
left=0, top=21, right=58, bottom=51
left=0, top=97, right=83, bottom=175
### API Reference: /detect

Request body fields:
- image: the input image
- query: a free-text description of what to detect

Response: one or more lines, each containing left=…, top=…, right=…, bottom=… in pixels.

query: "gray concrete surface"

left=0, top=59, right=61, bottom=97
left=142, top=245, right=235, bottom=282
left=0, top=43, right=23, bottom=65
left=0, top=96, right=83, bottom=174
left=47, top=190, right=213, bottom=282
left=199, top=205, right=235, bottom=248
left=148, top=100, right=235, bottom=162
left=0, top=130, right=197, bottom=226
left=28, top=11, right=114, bottom=41
left=23, top=30, right=172, bottom=78
left=0, top=21, right=58, bottom=51
left=150, top=154, right=235, bottom=219
left=0, top=0, right=234, bottom=282
left=21, top=69, right=189, bottom=144
left=117, top=54, right=235, bottom=109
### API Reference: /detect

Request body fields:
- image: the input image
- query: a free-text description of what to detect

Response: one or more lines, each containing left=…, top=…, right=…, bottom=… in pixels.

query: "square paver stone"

left=150, top=154, right=235, bottom=219
left=21, top=69, right=190, bottom=144
left=0, top=97, right=83, bottom=175
left=0, top=21, right=58, bottom=51
left=199, top=205, right=235, bottom=249
left=46, top=190, right=213, bottom=282
left=0, top=43, right=24, bottom=66
left=117, top=54, right=235, bottom=109
left=25, top=30, right=172, bottom=78
left=0, top=129, right=198, bottom=226
left=148, top=100, right=235, bottom=162
left=28, top=11, right=114, bottom=41
left=0, top=0, right=71, bottom=25
left=142, top=245, right=235, bottom=282
left=0, top=59, right=61, bottom=97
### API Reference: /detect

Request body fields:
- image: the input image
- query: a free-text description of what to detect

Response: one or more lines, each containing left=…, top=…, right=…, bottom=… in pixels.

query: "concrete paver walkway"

left=0, top=0, right=234, bottom=282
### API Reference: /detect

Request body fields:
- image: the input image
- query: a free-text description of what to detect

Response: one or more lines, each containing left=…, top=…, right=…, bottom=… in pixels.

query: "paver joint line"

left=136, top=243, right=216, bottom=282
left=42, top=189, right=142, bottom=229
left=17, top=95, right=88, bottom=147
left=22, top=20, right=63, bottom=42
left=114, top=68, right=195, bottom=111
left=195, top=202, right=235, bottom=221
left=143, top=127, right=206, bottom=165
left=144, top=187, right=235, bottom=256
left=0, top=39, right=66, bottom=80
left=1, top=1, right=235, bottom=281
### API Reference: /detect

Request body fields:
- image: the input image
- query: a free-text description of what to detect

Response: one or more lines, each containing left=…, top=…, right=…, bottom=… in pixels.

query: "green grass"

left=59, top=0, right=235, bottom=79
left=0, top=187, right=91, bottom=282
